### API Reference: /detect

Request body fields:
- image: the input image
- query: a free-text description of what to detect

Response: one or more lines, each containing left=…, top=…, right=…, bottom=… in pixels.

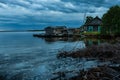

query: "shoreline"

left=57, top=43, right=120, bottom=62
left=54, top=42, right=120, bottom=80
left=0, top=30, right=44, bottom=32
left=33, top=33, right=120, bottom=39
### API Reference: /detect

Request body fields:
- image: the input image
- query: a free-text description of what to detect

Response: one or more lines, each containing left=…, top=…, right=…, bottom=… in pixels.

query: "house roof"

left=45, top=26, right=67, bottom=30
left=84, top=16, right=102, bottom=26
left=44, top=26, right=54, bottom=30
left=54, top=26, right=67, bottom=29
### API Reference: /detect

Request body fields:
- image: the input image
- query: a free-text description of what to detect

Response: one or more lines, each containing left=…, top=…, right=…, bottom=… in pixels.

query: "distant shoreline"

left=0, top=30, right=44, bottom=32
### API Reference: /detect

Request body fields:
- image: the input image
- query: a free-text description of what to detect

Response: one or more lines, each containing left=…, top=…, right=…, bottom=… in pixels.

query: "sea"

left=0, top=32, right=111, bottom=80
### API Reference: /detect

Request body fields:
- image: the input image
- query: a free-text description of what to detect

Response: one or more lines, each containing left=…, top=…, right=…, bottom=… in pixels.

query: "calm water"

left=0, top=32, right=109, bottom=80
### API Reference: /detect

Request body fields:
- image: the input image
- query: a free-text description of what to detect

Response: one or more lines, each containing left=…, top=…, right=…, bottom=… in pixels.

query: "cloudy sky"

left=0, top=0, right=120, bottom=30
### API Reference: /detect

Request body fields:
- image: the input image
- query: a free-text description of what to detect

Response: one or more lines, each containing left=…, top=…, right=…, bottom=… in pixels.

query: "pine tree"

left=102, top=5, right=120, bottom=35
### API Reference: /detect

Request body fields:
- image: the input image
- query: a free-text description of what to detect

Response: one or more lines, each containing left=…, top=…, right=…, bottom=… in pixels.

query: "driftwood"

left=51, top=70, right=80, bottom=80
left=51, top=66, right=120, bottom=80
left=55, top=43, right=120, bottom=80
left=57, top=43, right=120, bottom=63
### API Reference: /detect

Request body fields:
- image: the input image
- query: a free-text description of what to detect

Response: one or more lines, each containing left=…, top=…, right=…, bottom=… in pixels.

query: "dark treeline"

left=101, top=5, right=120, bottom=36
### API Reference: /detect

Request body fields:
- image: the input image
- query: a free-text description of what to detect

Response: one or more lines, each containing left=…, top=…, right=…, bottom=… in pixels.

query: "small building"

left=75, top=28, right=81, bottom=34
left=68, top=28, right=75, bottom=35
left=84, top=16, right=102, bottom=33
left=79, top=25, right=85, bottom=32
left=54, top=26, right=67, bottom=35
left=45, top=26, right=55, bottom=35
left=68, top=28, right=80, bottom=35
left=44, top=26, right=67, bottom=35
left=45, top=26, right=81, bottom=36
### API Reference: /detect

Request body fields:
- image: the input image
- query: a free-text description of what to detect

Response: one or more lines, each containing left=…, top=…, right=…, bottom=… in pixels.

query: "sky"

left=0, top=0, right=120, bottom=30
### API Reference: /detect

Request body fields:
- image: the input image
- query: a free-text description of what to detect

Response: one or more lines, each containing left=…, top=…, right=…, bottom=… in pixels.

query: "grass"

left=83, top=31, right=100, bottom=35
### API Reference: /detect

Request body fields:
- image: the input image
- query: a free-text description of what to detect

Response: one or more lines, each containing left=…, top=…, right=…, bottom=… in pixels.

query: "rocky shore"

left=54, top=42, right=120, bottom=80
left=69, top=66, right=120, bottom=80
left=57, top=43, right=120, bottom=63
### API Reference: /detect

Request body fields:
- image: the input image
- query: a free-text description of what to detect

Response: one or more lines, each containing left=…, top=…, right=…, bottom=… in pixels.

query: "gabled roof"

left=85, top=16, right=102, bottom=26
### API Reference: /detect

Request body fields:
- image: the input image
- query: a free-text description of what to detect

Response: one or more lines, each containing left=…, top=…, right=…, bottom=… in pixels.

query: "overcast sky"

left=0, top=0, right=120, bottom=30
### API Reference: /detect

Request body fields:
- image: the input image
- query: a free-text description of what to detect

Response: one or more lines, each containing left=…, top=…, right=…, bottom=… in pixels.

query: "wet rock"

left=57, top=43, right=120, bottom=63
left=55, top=43, right=120, bottom=80
left=51, top=66, right=120, bottom=80
left=51, top=72, right=66, bottom=80
left=0, top=75, right=7, bottom=80
left=69, top=66, right=120, bottom=80
left=0, top=72, right=7, bottom=80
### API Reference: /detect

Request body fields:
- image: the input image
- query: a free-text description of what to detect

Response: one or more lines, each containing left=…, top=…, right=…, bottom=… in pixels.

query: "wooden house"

left=45, top=26, right=54, bottom=35
left=54, top=26, right=67, bottom=35
left=45, top=26, right=67, bottom=35
left=68, top=28, right=80, bottom=35
left=84, top=16, right=102, bottom=33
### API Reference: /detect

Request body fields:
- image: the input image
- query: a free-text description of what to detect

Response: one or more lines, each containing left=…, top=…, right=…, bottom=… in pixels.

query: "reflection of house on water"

left=44, top=37, right=68, bottom=42
left=44, top=37, right=81, bottom=42
left=84, top=39, right=101, bottom=46
left=84, top=38, right=116, bottom=46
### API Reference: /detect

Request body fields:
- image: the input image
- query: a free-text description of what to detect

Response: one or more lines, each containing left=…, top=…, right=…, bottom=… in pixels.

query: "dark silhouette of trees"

left=85, top=16, right=94, bottom=25
left=101, top=5, right=120, bottom=35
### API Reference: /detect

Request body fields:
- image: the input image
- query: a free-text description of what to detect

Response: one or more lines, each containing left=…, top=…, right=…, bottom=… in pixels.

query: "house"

left=68, top=28, right=75, bottom=35
left=79, top=25, right=85, bottom=32
left=75, top=28, right=81, bottom=34
left=45, top=26, right=55, bottom=35
left=44, top=26, right=67, bottom=35
left=45, top=26, right=81, bottom=36
left=68, top=28, right=80, bottom=35
left=54, top=26, right=67, bottom=35
left=84, top=16, right=102, bottom=33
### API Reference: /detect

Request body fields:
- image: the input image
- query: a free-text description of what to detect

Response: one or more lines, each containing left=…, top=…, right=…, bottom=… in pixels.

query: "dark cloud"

left=0, top=0, right=119, bottom=30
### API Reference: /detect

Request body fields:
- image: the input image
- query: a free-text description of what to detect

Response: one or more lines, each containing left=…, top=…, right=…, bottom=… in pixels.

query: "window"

left=88, top=26, right=93, bottom=31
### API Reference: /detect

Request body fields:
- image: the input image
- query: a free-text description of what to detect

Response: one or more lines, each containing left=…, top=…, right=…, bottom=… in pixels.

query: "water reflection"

left=0, top=32, right=116, bottom=80
left=37, top=37, right=116, bottom=46
left=84, top=38, right=101, bottom=46
left=83, top=38, right=116, bottom=46
left=43, top=37, right=81, bottom=42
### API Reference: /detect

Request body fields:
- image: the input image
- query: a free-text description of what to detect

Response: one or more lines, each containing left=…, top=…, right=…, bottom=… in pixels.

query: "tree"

left=85, top=16, right=94, bottom=25
left=101, top=5, right=120, bottom=35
